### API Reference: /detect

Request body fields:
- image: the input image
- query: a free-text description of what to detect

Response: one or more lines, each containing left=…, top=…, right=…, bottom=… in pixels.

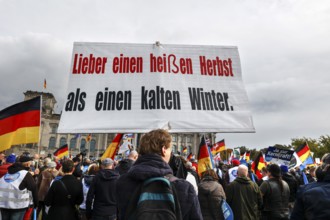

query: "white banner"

left=58, top=42, right=255, bottom=133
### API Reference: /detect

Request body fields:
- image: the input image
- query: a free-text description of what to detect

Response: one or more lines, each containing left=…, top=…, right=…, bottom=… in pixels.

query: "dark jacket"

left=115, top=154, right=203, bottom=220
left=226, top=176, right=262, bottom=220
left=115, top=159, right=134, bottom=175
left=198, top=177, right=226, bottom=220
left=7, top=163, right=38, bottom=207
left=291, top=175, right=330, bottom=220
left=260, top=178, right=290, bottom=220
left=86, top=168, right=119, bottom=218
left=44, top=175, right=83, bottom=220
left=282, top=172, right=299, bottom=203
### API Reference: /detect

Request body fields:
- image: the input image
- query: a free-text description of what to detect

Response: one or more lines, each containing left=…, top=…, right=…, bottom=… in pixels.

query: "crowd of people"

left=0, top=129, right=330, bottom=220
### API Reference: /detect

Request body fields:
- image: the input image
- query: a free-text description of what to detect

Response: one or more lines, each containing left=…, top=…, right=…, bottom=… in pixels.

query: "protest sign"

left=58, top=42, right=254, bottom=133
left=265, top=146, right=294, bottom=166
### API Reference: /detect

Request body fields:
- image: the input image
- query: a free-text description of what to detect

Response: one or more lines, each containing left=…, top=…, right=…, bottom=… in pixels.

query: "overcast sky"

left=1, top=0, right=329, bottom=150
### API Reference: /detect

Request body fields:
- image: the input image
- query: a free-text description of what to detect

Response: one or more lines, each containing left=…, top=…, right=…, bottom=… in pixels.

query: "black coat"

left=115, top=159, right=134, bottom=175
left=115, top=154, right=203, bottom=220
left=86, top=169, right=119, bottom=218
left=44, top=175, right=83, bottom=220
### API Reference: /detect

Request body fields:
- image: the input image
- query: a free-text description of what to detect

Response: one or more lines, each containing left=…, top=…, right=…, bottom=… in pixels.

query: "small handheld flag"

left=101, top=133, right=123, bottom=160
left=53, top=144, right=69, bottom=159
left=86, top=134, right=92, bottom=142
left=211, top=139, right=226, bottom=155
left=197, top=135, right=213, bottom=176
left=296, top=142, right=311, bottom=163
left=251, top=152, right=267, bottom=179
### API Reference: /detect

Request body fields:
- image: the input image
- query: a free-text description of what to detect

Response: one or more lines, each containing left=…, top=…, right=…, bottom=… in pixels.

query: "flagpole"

left=38, top=95, right=42, bottom=155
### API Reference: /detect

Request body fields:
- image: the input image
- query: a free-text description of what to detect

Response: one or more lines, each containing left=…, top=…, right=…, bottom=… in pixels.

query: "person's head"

left=261, top=167, right=268, bottom=177
left=72, top=156, right=81, bottom=164
left=127, top=150, right=139, bottom=161
left=43, top=157, right=51, bottom=167
left=237, top=164, right=248, bottom=177
left=185, top=161, right=193, bottom=170
left=47, top=161, right=57, bottom=170
left=6, top=154, right=16, bottom=164
left=267, top=164, right=281, bottom=178
left=87, top=163, right=99, bottom=175
left=201, top=169, right=218, bottom=181
left=318, top=153, right=330, bottom=177
left=315, top=166, right=326, bottom=181
left=101, top=158, right=114, bottom=169
left=232, top=159, right=240, bottom=167
left=19, top=155, right=33, bottom=168
left=61, top=160, right=75, bottom=174
left=83, top=158, right=91, bottom=166
left=33, top=154, right=40, bottom=160
left=139, top=129, right=172, bottom=163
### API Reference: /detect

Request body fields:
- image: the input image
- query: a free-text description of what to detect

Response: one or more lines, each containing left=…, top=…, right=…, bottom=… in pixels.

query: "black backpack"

left=125, top=175, right=182, bottom=220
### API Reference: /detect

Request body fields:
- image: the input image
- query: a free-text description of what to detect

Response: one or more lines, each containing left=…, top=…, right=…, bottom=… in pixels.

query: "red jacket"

left=0, top=163, right=12, bottom=178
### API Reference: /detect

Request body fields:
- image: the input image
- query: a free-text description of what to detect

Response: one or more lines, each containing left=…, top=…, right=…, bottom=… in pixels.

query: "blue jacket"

left=291, top=175, right=330, bottom=220
left=115, top=154, right=202, bottom=220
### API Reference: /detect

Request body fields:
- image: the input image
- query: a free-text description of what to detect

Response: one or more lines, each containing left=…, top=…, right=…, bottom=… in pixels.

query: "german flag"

left=53, top=144, right=69, bottom=159
left=182, top=146, right=187, bottom=154
left=86, top=134, right=92, bottom=142
left=211, top=139, right=226, bottom=155
left=251, top=152, right=267, bottom=179
left=245, top=151, right=251, bottom=162
left=187, top=152, right=193, bottom=161
left=0, top=96, right=41, bottom=152
left=101, top=133, right=123, bottom=160
left=296, top=142, right=310, bottom=163
left=197, top=135, right=213, bottom=176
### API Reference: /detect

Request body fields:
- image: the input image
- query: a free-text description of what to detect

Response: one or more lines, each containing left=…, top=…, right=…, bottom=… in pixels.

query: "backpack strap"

left=165, top=174, right=183, bottom=220
left=125, top=174, right=183, bottom=220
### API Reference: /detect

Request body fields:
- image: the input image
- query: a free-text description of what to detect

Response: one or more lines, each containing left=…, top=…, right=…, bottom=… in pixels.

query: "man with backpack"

left=116, top=129, right=203, bottom=220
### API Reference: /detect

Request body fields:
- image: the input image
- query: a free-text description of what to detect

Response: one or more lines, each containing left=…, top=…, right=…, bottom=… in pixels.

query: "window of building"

left=70, top=138, right=76, bottom=150
left=49, top=137, right=56, bottom=149
left=50, top=124, right=57, bottom=134
left=188, top=146, right=191, bottom=154
left=80, top=139, right=86, bottom=151
left=59, top=137, right=66, bottom=147
left=172, top=134, right=177, bottom=142
left=186, top=135, right=192, bottom=143
left=172, top=144, right=177, bottom=154
left=90, top=139, right=96, bottom=151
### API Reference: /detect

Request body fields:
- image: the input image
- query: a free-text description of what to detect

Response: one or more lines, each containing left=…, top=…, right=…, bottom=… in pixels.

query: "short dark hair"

left=62, top=160, right=74, bottom=173
left=138, top=129, right=172, bottom=156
